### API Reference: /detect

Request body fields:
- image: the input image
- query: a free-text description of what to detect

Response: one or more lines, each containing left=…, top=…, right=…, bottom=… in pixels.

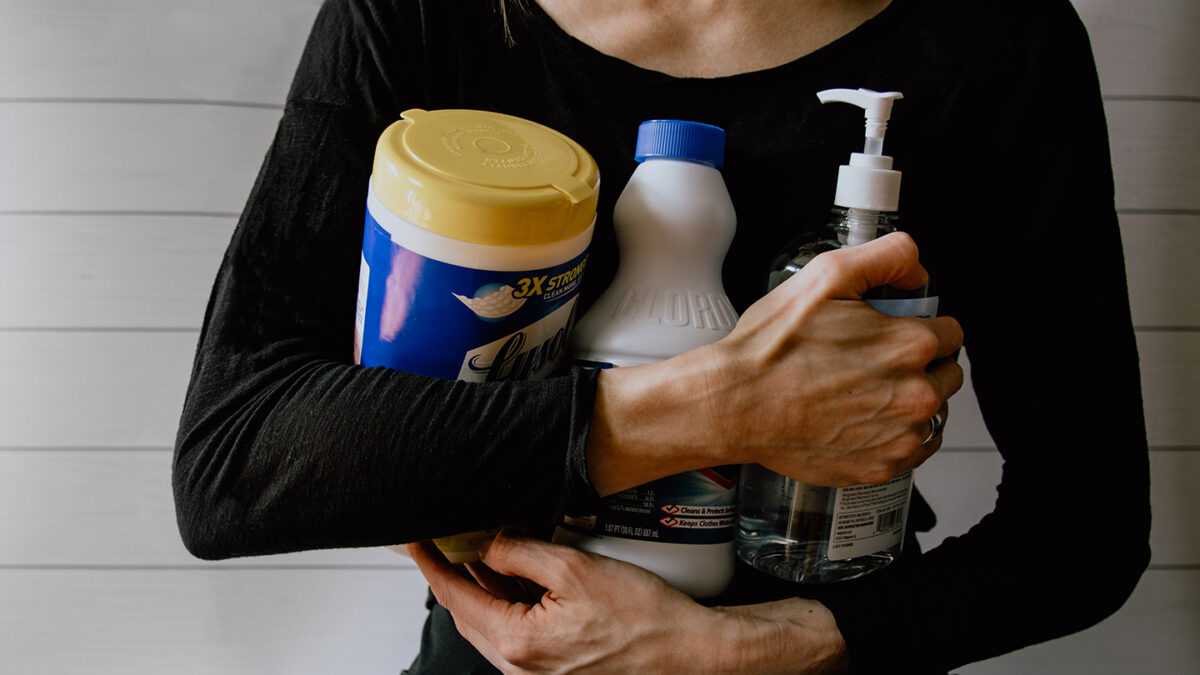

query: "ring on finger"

left=922, top=411, right=946, bottom=446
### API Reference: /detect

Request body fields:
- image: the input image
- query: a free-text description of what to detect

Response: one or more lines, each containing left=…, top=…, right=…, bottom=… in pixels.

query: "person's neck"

left=533, top=0, right=893, bottom=78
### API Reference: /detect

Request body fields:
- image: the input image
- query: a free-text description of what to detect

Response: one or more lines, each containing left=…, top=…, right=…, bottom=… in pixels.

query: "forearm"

left=715, top=598, right=849, bottom=674
left=584, top=346, right=732, bottom=496
left=174, top=344, right=599, bottom=558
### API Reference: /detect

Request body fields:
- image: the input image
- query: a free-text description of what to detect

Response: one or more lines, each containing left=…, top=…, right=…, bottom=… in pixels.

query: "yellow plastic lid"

left=372, top=109, right=600, bottom=247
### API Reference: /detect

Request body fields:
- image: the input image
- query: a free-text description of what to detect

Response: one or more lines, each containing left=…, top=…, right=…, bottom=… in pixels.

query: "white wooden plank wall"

left=0, top=0, right=1194, bottom=673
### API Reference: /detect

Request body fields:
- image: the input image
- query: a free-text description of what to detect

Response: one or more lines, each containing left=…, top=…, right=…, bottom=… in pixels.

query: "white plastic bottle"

left=738, top=89, right=938, bottom=583
left=552, top=120, right=740, bottom=598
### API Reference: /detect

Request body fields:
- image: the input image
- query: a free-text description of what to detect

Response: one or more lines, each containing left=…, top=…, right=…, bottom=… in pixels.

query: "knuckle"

left=880, top=435, right=924, bottom=473
left=893, top=319, right=939, bottom=365
left=497, top=636, right=539, bottom=670
left=887, top=231, right=920, bottom=262
left=486, top=531, right=517, bottom=560
left=494, top=637, right=523, bottom=665
left=546, top=547, right=590, bottom=584
left=885, top=229, right=917, bottom=250
left=943, top=316, right=965, bottom=347
left=895, top=378, right=941, bottom=422
left=805, top=252, right=848, bottom=286
left=451, top=615, right=471, bottom=639
left=859, top=464, right=898, bottom=486
left=911, top=323, right=942, bottom=362
left=911, top=386, right=944, bottom=421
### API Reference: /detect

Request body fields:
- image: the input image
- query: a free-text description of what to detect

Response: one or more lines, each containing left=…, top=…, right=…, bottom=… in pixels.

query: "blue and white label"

left=354, top=210, right=589, bottom=381
left=866, top=295, right=939, bottom=319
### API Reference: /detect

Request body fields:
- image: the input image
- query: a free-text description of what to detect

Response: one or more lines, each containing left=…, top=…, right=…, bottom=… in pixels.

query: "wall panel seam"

left=1104, top=95, right=1200, bottom=104
left=0, top=563, right=1189, bottom=571
left=0, top=210, right=240, bottom=218
left=0, top=564, right=415, bottom=571
left=0, top=97, right=282, bottom=110
left=1, top=445, right=1195, bottom=452
left=1117, top=209, right=1200, bottom=216
left=0, top=96, right=1191, bottom=108
left=0, top=327, right=201, bottom=334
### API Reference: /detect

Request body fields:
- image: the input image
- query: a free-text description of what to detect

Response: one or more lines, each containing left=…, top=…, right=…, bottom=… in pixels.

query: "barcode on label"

left=875, top=507, right=904, bottom=533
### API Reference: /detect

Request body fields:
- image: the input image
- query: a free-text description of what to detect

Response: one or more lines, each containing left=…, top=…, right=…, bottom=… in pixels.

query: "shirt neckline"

left=517, top=0, right=911, bottom=92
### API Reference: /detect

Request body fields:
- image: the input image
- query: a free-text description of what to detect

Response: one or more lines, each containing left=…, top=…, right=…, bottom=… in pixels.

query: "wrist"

left=713, top=600, right=849, bottom=674
left=584, top=346, right=733, bottom=496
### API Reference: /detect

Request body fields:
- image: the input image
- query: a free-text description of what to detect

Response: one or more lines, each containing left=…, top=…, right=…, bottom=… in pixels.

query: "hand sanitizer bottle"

left=553, top=120, right=740, bottom=598
left=738, top=89, right=938, bottom=583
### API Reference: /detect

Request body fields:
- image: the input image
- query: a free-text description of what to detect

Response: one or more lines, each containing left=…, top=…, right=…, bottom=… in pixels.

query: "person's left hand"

left=407, top=530, right=848, bottom=674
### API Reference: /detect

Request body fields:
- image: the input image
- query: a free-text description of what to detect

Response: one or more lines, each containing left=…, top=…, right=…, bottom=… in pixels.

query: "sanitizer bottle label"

left=827, top=470, right=913, bottom=561
left=865, top=296, right=938, bottom=319
left=355, top=211, right=589, bottom=381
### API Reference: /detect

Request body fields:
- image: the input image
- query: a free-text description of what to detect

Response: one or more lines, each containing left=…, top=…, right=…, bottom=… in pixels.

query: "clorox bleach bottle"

left=553, top=120, right=739, bottom=598
left=356, top=108, right=600, bottom=563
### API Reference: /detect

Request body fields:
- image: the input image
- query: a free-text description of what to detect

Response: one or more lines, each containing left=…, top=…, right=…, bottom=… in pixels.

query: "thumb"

left=479, top=529, right=591, bottom=593
left=802, top=231, right=928, bottom=300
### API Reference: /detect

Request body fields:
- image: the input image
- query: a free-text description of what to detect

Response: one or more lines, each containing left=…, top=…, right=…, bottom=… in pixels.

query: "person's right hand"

left=585, top=231, right=964, bottom=495
left=408, top=530, right=849, bottom=674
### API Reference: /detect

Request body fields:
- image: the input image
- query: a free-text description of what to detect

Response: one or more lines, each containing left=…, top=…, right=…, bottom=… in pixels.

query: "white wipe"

left=453, top=285, right=527, bottom=319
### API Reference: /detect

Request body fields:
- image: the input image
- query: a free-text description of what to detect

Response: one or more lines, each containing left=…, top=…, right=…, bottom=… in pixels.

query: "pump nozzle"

left=817, top=88, right=904, bottom=212
left=817, top=88, right=903, bottom=155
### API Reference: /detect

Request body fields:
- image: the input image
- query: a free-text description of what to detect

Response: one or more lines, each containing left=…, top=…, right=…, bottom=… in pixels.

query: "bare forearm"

left=715, top=598, right=849, bottom=674
left=585, top=346, right=732, bottom=496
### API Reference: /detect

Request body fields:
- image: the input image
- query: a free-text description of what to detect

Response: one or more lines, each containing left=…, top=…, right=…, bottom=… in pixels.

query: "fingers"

left=407, top=540, right=519, bottom=632
left=927, top=355, right=965, bottom=400
left=465, top=560, right=536, bottom=604
left=803, top=231, right=928, bottom=299
left=924, top=316, right=964, bottom=361
left=478, top=529, right=590, bottom=592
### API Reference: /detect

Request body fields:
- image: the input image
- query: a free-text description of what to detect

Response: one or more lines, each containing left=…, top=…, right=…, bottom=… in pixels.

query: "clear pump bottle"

left=737, top=89, right=938, bottom=583
left=553, top=120, right=740, bottom=598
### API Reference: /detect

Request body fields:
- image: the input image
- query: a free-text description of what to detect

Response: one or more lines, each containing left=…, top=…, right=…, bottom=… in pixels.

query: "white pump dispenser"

left=818, top=89, right=904, bottom=246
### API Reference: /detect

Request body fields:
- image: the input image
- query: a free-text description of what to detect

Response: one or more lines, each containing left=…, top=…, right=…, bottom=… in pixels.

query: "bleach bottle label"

left=561, top=465, right=740, bottom=545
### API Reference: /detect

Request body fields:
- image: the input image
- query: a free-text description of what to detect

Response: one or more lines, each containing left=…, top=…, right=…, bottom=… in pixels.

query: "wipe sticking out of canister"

left=355, top=108, right=600, bottom=562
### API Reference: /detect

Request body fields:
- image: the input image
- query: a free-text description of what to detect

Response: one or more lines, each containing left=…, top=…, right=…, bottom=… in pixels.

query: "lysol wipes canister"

left=354, top=108, right=599, bottom=562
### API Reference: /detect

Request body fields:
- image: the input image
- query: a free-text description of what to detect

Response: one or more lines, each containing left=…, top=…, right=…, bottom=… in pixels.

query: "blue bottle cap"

left=634, top=120, right=726, bottom=168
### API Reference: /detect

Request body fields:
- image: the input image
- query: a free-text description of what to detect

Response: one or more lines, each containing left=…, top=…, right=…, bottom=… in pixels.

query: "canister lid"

left=372, top=109, right=600, bottom=246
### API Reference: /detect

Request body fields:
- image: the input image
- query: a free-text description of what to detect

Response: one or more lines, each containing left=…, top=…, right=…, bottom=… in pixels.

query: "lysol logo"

left=458, top=299, right=576, bottom=382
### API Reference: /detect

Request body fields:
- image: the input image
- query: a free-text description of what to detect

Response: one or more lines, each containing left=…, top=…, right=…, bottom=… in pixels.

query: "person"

left=172, top=0, right=1150, bottom=673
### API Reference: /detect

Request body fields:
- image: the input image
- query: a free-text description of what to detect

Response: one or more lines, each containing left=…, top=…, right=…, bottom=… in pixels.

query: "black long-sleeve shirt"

left=174, top=0, right=1151, bottom=672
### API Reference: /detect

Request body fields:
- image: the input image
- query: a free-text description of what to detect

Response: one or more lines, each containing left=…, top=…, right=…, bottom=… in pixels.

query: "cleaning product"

left=737, top=89, right=938, bottom=583
left=552, top=120, right=739, bottom=598
left=356, top=108, right=599, bottom=562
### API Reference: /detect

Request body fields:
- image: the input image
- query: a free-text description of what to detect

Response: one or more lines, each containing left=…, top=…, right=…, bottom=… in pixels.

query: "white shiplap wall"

left=0, top=0, right=1195, bottom=673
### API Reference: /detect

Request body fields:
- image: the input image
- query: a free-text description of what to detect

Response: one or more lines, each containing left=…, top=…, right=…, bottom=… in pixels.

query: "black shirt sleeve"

left=172, top=0, right=599, bottom=560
